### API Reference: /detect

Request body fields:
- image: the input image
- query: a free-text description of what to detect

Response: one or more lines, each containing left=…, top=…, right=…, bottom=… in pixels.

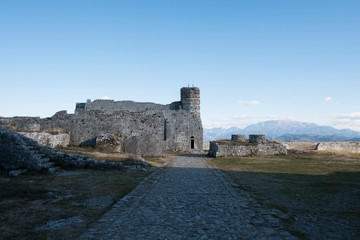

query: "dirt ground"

left=0, top=153, right=166, bottom=240
left=211, top=150, right=360, bottom=239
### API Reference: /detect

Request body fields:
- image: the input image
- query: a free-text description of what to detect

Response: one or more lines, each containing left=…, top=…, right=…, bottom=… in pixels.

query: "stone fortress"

left=0, top=87, right=203, bottom=156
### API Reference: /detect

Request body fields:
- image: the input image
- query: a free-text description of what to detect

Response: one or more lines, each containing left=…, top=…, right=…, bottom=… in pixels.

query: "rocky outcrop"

left=95, top=133, right=121, bottom=152
left=208, top=141, right=287, bottom=157
left=19, top=132, right=70, bottom=148
left=316, top=142, right=360, bottom=153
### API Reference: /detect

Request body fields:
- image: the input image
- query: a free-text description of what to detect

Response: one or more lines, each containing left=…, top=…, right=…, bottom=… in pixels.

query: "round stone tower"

left=181, top=87, right=200, bottom=116
left=249, top=134, right=267, bottom=144
left=231, top=134, right=246, bottom=142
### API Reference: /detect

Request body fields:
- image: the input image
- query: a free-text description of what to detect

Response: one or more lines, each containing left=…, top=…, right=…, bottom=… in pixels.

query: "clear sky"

left=1, top=0, right=359, bottom=130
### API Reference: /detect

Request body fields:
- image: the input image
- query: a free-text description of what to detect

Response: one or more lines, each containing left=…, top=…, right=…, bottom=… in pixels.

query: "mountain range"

left=204, top=120, right=360, bottom=142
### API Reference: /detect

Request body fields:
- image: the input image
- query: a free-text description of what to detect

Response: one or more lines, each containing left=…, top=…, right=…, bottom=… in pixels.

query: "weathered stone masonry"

left=0, top=87, right=203, bottom=156
left=209, top=134, right=287, bottom=157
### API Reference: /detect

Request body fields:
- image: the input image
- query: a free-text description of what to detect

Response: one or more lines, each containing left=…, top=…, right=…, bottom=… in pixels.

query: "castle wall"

left=0, top=87, right=203, bottom=156
left=164, top=111, right=203, bottom=152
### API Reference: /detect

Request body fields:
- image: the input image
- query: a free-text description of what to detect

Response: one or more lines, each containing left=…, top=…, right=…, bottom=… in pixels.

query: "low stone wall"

left=316, top=142, right=360, bottom=153
left=208, top=141, right=287, bottom=157
left=281, top=142, right=318, bottom=150
left=19, top=132, right=70, bottom=148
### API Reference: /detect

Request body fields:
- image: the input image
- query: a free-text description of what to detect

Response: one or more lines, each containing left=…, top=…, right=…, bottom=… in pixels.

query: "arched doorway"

left=191, top=136, right=195, bottom=149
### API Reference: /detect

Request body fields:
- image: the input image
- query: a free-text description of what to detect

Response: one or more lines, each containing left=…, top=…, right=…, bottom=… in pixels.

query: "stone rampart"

left=208, top=141, right=287, bottom=157
left=316, top=142, right=360, bottom=153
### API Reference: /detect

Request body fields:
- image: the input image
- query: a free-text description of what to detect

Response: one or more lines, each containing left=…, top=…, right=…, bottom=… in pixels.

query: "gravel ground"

left=79, top=154, right=296, bottom=240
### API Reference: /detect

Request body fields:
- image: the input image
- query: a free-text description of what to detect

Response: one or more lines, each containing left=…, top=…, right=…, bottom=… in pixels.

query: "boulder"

left=95, top=133, right=121, bottom=152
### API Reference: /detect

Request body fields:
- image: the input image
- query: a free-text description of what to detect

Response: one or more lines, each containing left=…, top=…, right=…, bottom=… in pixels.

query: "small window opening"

left=191, top=136, right=195, bottom=149
left=164, top=119, right=167, bottom=141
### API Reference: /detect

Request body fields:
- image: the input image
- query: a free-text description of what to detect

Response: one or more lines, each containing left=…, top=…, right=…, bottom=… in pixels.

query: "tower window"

left=191, top=136, right=195, bottom=149
left=164, top=119, right=167, bottom=141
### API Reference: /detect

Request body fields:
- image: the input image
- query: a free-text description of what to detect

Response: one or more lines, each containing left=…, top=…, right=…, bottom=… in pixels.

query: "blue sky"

left=1, top=0, right=359, bottom=130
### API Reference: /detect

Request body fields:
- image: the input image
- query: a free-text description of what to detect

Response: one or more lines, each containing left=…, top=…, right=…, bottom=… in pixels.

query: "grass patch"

left=44, top=129, right=67, bottom=135
left=212, top=150, right=360, bottom=175
left=58, top=146, right=144, bottom=163
left=210, top=150, right=360, bottom=239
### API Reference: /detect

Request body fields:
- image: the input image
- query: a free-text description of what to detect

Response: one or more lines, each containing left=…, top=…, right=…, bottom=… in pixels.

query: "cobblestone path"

left=79, top=155, right=296, bottom=240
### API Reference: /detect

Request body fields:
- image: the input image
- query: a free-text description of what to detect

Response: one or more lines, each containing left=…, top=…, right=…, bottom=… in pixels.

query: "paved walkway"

left=79, top=155, right=296, bottom=240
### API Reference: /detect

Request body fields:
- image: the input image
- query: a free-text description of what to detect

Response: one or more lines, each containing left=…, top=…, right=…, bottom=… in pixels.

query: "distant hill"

left=203, top=120, right=360, bottom=142
left=273, top=134, right=350, bottom=142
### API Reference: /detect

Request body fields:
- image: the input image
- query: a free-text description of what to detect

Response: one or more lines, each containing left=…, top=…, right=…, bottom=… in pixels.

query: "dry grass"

left=60, top=147, right=167, bottom=171
left=0, top=150, right=167, bottom=240
left=211, top=150, right=360, bottom=239
left=43, top=129, right=67, bottom=135
left=62, top=149, right=140, bottom=161
left=212, top=150, right=360, bottom=175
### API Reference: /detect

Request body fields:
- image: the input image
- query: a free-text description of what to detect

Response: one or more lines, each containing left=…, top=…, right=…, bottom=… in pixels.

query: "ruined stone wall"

left=316, top=142, right=360, bottom=153
left=1, top=109, right=203, bottom=156
left=0, top=116, right=42, bottom=132
left=208, top=141, right=287, bottom=157
left=42, top=110, right=168, bottom=156
left=0, top=87, right=203, bottom=156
